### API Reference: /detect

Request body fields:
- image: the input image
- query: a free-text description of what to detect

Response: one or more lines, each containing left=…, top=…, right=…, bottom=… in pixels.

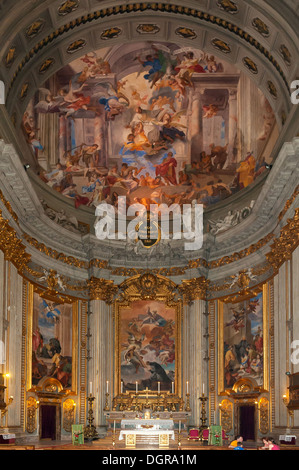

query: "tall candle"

left=106, top=381, right=109, bottom=394
left=203, top=383, right=205, bottom=395
left=89, top=381, right=92, bottom=395
left=121, top=381, right=123, bottom=394
left=186, top=381, right=189, bottom=394
left=158, top=381, right=160, bottom=393
left=136, top=381, right=138, bottom=393
left=179, top=421, right=181, bottom=432
left=172, top=382, right=174, bottom=394
left=113, top=420, right=115, bottom=432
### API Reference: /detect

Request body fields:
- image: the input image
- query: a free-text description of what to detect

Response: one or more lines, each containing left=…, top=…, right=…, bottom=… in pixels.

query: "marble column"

left=183, top=298, right=206, bottom=426
left=88, top=299, right=113, bottom=435
left=226, top=88, right=238, bottom=167
left=273, top=262, right=289, bottom=428
left=189, top=89, right=204, bottom=158
left=6, top=263, right=23, bottom=429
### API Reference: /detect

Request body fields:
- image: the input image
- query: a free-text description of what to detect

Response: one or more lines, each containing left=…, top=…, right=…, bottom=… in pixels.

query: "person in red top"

left=268, top=437, right=280, bottom=450
left=154, top=152, right=177, bottom=185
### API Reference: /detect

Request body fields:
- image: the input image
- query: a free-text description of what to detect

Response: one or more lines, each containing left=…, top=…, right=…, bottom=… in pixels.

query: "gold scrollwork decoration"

left=87, top=277, right=118, bottom=304
left=266, top=208, right=299, bottom=273
left=26, top=397, right=38, bottom=433
left=178, top=277, right=209, bottom=303
left=219, top=398, right=233, bottom=434
left=258, top=397, right=270, bottom=435
left=63, top=398, right=76, bottom=432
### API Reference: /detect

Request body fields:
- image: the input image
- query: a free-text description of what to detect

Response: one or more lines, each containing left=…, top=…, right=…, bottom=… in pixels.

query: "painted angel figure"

left=34, top=88, right=66, bottom=114
left=40, top=299, right=62, bottom=324
left=95, top=81, right=130, bottom=120
left=136, top=44, right=177, bottom=88
left=58, top=80, right=90, bottom=118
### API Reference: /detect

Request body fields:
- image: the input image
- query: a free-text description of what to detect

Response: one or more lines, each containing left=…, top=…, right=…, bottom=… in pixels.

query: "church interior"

left=0, top=0, right=298, bottom=452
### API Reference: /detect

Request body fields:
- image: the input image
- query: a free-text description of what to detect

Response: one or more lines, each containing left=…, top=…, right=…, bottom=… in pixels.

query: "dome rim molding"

left=2, top=1, right=295, bottom=121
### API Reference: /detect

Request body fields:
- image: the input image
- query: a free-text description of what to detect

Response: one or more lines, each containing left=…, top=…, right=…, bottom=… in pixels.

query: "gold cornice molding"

left=118, top=273, right=179, bottom=306
left=266, top=207, right=299, bottom=273
left=0, top=209, right=31, bottom=274
left=0, top=195, right=298, bottom=302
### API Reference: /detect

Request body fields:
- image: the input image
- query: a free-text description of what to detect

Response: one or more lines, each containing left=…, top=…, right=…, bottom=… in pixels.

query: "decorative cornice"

left=5, top=1, right=290, bottom=102
left=0, top=209, right=30, bottom=274
left=266, top=207, right=299, bottom=273
left=0, top=192, right=298, bottom=303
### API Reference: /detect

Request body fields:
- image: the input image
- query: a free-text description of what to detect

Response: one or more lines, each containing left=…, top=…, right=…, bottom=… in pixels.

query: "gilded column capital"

left=87, top=276, right=118, bottom=304
left=178, top=276, right=210, bottom=303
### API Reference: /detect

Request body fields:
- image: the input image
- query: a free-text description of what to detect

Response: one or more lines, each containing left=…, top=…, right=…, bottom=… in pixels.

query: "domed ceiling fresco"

left=22, top=40, right=278, bottom=212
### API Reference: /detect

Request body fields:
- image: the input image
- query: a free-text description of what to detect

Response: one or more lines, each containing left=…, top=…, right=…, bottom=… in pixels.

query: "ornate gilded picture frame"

left=26, top=284, right=78, bottom=394
left=218, top=282, right=269, bottom=394
left=114, top=274, right=182, bottom=398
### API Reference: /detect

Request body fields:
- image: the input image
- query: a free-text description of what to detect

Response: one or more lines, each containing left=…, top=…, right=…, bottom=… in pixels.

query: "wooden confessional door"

left=40, top=404, right=61, bottom=440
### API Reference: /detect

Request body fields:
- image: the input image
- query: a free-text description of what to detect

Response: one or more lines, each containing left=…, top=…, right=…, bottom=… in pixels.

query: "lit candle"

left=136, top=381, right=138, bottom=393
left=186, top=381, right=189, bottom=394
left=158, top=381, right=160, bottom=393
left=106, top=381, right=109, bottom=394
left=172, top=382, right=174, bottom=394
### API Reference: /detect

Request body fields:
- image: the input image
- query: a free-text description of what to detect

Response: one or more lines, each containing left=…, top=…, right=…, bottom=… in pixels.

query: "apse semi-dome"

left=21, top=40, right=279, bottom=215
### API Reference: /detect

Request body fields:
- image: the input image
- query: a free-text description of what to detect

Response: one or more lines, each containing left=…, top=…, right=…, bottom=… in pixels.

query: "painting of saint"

left=222, top=292, right=264, bottom=389
left=119, top=300, right=176, bottom=392
left=22, top=41, right=278, bottom=215
left=31, top=293, right=73, bottom=389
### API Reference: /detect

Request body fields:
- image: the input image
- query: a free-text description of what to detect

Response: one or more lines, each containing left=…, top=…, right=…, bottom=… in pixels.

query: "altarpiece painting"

left=218, top=285, right=269, bottom=393
left=30, top=290, right=78, bottom=391
left=116, top=299, right=178, bottom=394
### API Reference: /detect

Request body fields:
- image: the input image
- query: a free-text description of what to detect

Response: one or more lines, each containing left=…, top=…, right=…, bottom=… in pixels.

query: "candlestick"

left=199, top=393, right=208, bottom=440
left=84, top=394, right=99, bottom=441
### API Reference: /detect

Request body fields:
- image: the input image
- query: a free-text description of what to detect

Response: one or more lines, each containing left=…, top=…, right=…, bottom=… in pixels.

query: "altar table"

left=119, top=419, right=175, bottom=448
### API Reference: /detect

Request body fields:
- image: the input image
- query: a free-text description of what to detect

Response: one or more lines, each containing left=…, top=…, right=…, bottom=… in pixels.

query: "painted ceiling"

left=0, top=0, right=298, bottom=217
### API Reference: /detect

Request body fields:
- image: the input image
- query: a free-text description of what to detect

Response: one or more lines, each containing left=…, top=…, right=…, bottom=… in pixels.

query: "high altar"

left=104, top=387, right=190, bottom=448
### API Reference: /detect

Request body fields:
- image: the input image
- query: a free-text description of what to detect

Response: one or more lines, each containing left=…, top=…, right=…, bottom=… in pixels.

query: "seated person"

left=229, top=435, right=243, bottom=449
